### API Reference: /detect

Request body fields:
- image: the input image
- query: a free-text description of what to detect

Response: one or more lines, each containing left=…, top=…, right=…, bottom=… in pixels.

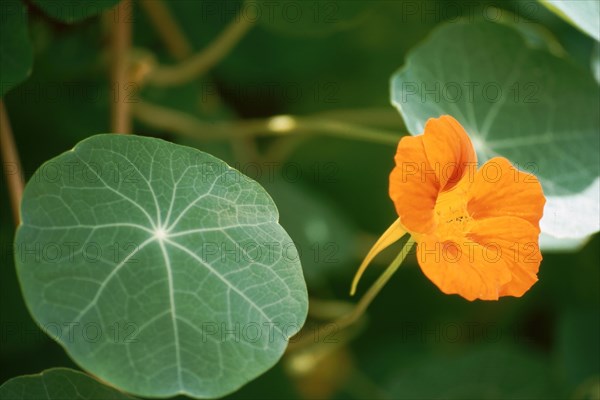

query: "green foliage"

left=1, top=1, right=599, bottom=399
left=557, top=309, right=600, bottom=389
left=0, top=0, right=33, bottom=97
left=262, top=178, right=356, bottom=286
left=593, top=44, right=600, bottom=83
left=540, top=0, right=600, bottom=41
left=384, top=345, right=560, bottom=399
left=15, top=134, right=308, bottom=398
left=0, top=368, right=135, bottom=399
left=256, top=0, right=374, bottom=37
left=391, top=20, right=600, bottom=239
left=31, top=0, right=122, bottom=23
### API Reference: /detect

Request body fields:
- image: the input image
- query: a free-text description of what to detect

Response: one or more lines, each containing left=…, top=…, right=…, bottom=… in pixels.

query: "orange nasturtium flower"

left=352, top=115, right=546, bottom=301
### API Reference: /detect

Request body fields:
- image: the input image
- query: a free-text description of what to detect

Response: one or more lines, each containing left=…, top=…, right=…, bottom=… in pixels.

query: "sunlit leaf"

left=15, top=134, right=308, bottom=398
left=391, top=21, right=600, bottom=239
left=0, top=368, right=135, bottom=399
left=540, top=0, right=600, bottom=41
left=0, top=0, right=33, bottom=97
left=31, top=0, right=122, bottom=23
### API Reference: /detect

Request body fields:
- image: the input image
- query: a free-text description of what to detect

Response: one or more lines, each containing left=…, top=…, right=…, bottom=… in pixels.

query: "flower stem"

left=337, top=237, right=415, bottom=330
left=0, top=101, right=24, bottom=225
left=138, top=0, right=192, bottom=60
left=132, top=101, right=402, bottom=145
left=108, top=0, right=133, bottom=134
left=146, top=2, right=256, bottom=87
left=287, top=237, right=415, bottom=353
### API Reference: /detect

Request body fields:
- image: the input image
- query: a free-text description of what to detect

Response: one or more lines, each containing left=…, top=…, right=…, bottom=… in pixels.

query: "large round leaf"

left=391, top=20, right=600, bottom=239
left=0, top=368, right=135, bottom=399
left=0, top=0, right=33, bottom=97
left=14, top=134, right=308, bottom=398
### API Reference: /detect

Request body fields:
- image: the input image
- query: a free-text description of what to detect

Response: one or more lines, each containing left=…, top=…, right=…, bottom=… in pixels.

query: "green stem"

left=132, top=101, right=402, bottom=145
left=337, top=237, right=415, bottom=330
left=108, top=0, right=132, bottom=134
left=287, top=237, right=415, bottom=353
left=299, top=119, right=401, bottom=146
left=146, top=1, right=255, bottom=87
left=0, top=101, right=24, bottom=225
left=138, top=0, right=193, bottom=60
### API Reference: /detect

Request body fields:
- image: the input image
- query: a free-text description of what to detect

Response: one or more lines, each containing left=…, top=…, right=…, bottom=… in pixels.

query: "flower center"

left=433, top=185, right=471, bottom=239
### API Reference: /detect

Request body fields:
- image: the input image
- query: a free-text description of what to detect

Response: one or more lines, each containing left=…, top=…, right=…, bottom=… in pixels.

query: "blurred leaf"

left=256, top=0, right=375, bottom=37
left=540, top=0, right=600, bottom=41
left=15, top=134, right=308, bottom=398
left=391, top=20, right=600, bottom=239
left=261, top=177, right=356, bottom=286
left=5, top=17, right=110, bottom=144
left=0, top=226, right=48, bottom=358
left=492, top=6, right=566, bottom=57
left=31, top=0, right=121, bottom=23
left=0, top=368, right=135, bottom=399
left=144, top=1, right=440, bottom=116
left=556, top=308, right=600, bottom=390
left=287, top=136, right=397, bottom=233
left=384, top=345, right=562, bottom=399
left=0, top=0, right=33, bottom=97
left=593, top=43, right=600, bottom=84
left=540, top=234, right=599, bottom=308
left=139, top=78, right=235, bottom=124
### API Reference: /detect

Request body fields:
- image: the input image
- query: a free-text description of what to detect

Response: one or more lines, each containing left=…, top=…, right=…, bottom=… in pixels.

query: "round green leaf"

left=0, top=368, right=136, bottom=399
left=0, top=0, right=33, bottom=97
left=15, top=134, right=308, bottom=398
left=31, top=0, right=121, bottom=23
left=391, top=21, right=600, bottom=239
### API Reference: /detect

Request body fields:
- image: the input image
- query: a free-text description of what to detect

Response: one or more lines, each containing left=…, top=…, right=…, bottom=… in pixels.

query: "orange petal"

left=467, top=157, right=545, bottom=230
left=422, top=116, right=477, bottom=191
left=467, top=217, right=542, bottom=297
left=389, top=135, right=439, bottom=234
left=415, top=234, right=513, bottom=301
left=350, top=219, right=407, bottom=295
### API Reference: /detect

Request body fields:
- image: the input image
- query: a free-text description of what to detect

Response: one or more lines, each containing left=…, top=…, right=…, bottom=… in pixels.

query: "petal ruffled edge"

left=414, top=234, right=513, bottom=301
left=389, top=115, right=479, bottom=235
left=467, top=216, right=542, bottom=298
left=422, top=115, right=477, bottom=192
left=467, top=157, right=545, bottom=230
left=389, top=135, right=439, bottom=234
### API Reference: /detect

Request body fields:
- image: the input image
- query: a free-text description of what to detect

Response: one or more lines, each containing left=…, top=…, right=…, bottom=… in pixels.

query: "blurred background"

left=1, top=0, right=599, bottom=399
